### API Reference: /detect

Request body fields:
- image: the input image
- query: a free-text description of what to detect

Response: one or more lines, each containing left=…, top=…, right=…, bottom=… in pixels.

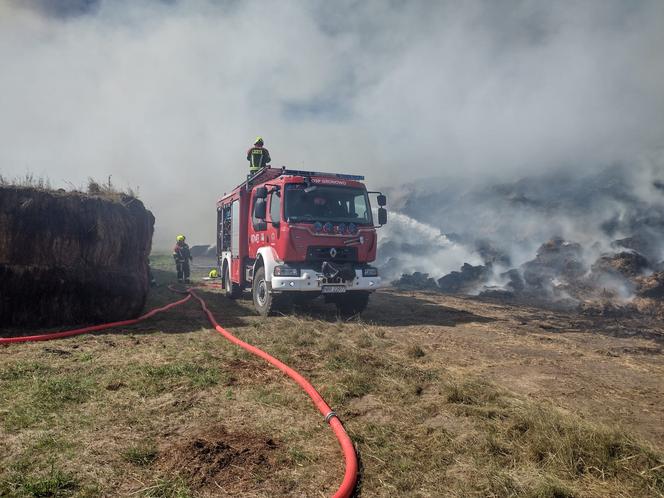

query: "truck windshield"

left=284, top=184, right=372, bottom=224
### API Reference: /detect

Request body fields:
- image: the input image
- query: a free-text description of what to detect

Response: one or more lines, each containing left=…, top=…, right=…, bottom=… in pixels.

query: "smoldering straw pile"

left=382, top=164, right=664, bottom=314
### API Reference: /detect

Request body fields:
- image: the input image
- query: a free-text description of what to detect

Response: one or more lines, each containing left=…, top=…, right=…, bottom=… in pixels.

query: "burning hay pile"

left=0, top=185, right=154, bottom=327
left=392, top=238, right=664, bottom=314
left=384, top=166, right=664, bottom=315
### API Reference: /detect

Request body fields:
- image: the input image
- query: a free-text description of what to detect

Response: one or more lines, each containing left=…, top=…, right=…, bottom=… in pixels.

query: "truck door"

left=249, top=191, right=268, bottom=258
left=267, top=188, right=282, bottom=247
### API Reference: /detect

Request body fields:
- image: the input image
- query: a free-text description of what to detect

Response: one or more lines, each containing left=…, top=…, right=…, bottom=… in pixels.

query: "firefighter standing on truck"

left=173, top=235, right=193, bottom=284
left=247, top=136, right=271, bottom=174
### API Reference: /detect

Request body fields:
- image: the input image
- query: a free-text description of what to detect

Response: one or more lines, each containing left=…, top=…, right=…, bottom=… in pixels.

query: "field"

left=1, top=255, right=663, bottom=497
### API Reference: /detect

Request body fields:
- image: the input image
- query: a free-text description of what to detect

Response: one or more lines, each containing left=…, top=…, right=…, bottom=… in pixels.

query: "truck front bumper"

left=270, top=269, right=381, bottom=293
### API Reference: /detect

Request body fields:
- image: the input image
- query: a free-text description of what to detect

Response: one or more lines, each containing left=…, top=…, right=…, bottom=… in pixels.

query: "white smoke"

left=0, top=0, right=662, bottom=250
left=376, top=212, right=482, bottom=281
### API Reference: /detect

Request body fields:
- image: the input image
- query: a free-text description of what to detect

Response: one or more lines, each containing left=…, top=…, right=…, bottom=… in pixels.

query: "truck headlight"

left=362, top=267, right=378, bottom=277
left=274, top=265, right=300, bottom=277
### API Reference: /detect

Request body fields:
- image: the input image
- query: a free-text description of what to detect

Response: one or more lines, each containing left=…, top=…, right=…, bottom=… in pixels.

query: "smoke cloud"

left=0, top=0, right=663, bottom=249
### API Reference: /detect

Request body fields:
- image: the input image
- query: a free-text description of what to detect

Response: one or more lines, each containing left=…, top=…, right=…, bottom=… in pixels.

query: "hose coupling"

left=324, top=411, right=338, bottom=423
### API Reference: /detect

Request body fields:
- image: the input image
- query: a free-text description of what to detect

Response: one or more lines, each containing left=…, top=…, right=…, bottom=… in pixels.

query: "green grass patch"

left=35, top=377, right=92, bottom=407
left=249, top=386, right=293, bottom=408
left=122, top=444, right=158, bottom=466
left=0, top=371, right=94, bottom=430
left=324, top=371, right=374, bottom=405
left=143, top=477, right=193, bottom=498
left=287, top=446, right=315, bottom=465
left=0, top=466, right=78, bottom=498
left=145, top=362, right=220, bottom=387
left=127, top=361, right=222, bottom=395
left=28, top=433, right=76, bottom=459
left=0, top=361, right=53, bottom=381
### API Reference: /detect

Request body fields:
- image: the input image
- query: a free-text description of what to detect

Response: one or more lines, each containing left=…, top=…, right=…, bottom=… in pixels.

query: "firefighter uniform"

left=247, top=137, right=271, bottom=174
left=173, top=235, right=193, bottom=283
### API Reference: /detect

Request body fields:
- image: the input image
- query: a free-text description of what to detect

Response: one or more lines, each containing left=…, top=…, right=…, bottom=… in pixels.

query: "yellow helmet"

left=254, top=136, right=264, bottom=145
left=176, top=234, right=185, bottom=242
left=209, top=269, right=219, bottom=278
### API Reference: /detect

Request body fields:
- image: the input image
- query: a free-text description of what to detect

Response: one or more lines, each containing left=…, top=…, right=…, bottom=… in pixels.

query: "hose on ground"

left=0, top=293, right=192, bottom=344
left=0, top=286, right=358, bottom=498
left=187, top=288, right=358, bottom=498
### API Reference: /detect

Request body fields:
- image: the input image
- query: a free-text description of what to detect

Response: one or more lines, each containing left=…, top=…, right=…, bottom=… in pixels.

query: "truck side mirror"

left=255, top=186, right=268, bottom=199
left=254, top=198, right=267, bottom=220
left=377, top=194, right=387, bottom=207
left=378, top=207, right=387, bottom=226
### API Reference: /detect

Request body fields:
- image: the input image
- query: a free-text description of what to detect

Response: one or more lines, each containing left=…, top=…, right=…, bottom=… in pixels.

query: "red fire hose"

left=188, top=288, right=358, bottom=498
left=0, top=293, right=192, bottom=344
left=0, top=287, right=358, bottom=498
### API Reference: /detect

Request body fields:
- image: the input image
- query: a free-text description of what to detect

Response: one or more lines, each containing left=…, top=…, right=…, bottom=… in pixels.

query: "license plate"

left=321, top=285, right=347, bottom=294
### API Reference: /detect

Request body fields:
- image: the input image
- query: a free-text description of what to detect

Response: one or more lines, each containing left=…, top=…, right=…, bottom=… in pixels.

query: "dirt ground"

left=1, top=257, right=663, bottom=497
left=368, top=290, right=664, bottom=450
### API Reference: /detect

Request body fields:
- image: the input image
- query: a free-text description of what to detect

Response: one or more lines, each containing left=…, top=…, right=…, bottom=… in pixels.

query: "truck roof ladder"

left=241, top=166, right=365, bottom=192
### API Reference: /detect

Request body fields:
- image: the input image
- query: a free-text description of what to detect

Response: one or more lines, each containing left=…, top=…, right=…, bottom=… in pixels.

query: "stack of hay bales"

left=0, top=186, right=155, bottom=327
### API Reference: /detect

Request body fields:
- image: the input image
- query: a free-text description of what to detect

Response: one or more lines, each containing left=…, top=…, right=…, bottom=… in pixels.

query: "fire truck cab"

left=216, top=167, right=387, bottom=316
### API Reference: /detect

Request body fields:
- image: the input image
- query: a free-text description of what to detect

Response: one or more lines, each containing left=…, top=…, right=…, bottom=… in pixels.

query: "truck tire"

left=224, top=264, right=241, bottom=299
left=336, top=291, right=370, bottom=317
left=252, top=266, right=276, bottom=316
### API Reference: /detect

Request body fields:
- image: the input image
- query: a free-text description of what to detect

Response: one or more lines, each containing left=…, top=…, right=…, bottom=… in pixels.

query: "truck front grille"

left=306, top=246, right=358, bottom=263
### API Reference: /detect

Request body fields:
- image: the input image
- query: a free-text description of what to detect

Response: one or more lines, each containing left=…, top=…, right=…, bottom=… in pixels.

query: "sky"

left=0, top=0, right=662, bottom=248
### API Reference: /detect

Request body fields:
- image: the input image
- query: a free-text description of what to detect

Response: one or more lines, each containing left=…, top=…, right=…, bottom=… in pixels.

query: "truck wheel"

left=336, top=291, right=370, bottom=317
left=253, top=266, right=275, bottom=316
left=224, top=264, right=241, bottom=299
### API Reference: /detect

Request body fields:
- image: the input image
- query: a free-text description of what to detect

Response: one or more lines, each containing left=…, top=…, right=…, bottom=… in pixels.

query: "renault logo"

left=329, top=248, right=337, bottom=258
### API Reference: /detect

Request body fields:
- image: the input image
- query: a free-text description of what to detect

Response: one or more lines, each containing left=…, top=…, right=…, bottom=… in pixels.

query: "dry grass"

left=86, top=175, right=139, bottom=200
left=0, top=173, right=51, bottom=190
left=0, top=173, right=139, bottom=200
left=0, top=256, right=662, bottom=497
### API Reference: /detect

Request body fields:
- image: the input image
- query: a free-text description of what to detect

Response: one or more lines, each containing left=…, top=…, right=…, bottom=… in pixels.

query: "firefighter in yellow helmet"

left=173, top=234, right=193, bottom=283
left=246, top=136, right=271, bottom=174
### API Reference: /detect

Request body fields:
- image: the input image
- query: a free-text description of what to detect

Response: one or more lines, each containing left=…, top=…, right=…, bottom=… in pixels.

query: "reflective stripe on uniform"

left=250, top=149, right=264, bottom=172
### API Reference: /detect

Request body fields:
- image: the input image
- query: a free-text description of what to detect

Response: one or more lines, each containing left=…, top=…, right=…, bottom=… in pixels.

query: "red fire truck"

left=216, top=167, right=387, bottom=316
